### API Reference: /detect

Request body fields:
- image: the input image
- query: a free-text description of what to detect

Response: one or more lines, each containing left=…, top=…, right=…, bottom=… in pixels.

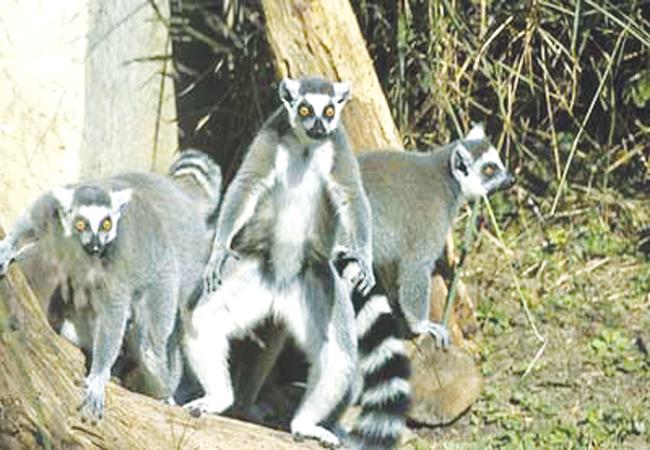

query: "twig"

left=522, top=338, right=548, bottom=379
left=553, top=257, right=610, bottom=288
left=442, top=200, right=481, bottom=327
left=480, top=227, right=514, bottom=257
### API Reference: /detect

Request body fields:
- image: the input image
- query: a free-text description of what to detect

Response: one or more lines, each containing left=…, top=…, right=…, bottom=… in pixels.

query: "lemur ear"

left=279, top=78, right=301, bottom=105
left=51, top=187, right=75, bottom=212
left=110, top=188, right=132, bottom=213
left=465, top=123, right=485, bottom=141
left=451, top=143, right=472, bottom=177
left=333, top=81, right=351, bottom=105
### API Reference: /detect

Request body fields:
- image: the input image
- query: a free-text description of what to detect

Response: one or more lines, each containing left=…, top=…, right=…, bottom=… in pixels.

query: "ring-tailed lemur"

left=182, top=76, right=399, bottom=448
left=356, top=124, right=514, bottom=348
left=344, top=124, right=514, bottom=447
left=0, top=152, right=220, bottom=422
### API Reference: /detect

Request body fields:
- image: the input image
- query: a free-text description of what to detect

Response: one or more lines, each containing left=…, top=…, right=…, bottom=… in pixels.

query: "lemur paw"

left=334, top=250, right=375, bottom=295
left=421, top=321, right=451, bottom=349
left=78, top=375, right=107, bottom=423
left=291, top=421, right=341, bottom=448
left=183, top=394, right=231, bottom=416
left=203, top=245, right=240, bottom=293
left=203, top=250, right=226, bottom=293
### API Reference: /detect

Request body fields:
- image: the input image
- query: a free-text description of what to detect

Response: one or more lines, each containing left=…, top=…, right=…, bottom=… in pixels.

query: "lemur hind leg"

left=283, top=265, right=357, bottom=448
left=183, top=258, right=273, bottom=414
left=126, top=286, right=180, bottom=399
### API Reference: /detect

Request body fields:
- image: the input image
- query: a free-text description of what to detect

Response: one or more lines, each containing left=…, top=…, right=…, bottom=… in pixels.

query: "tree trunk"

left=0, top=228, right=317, bottom=449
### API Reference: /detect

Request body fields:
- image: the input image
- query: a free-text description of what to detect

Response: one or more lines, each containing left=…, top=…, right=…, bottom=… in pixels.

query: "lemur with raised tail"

left=0, top=151, right=220, bottom=422
left=182, top=76, right=411, bottom=449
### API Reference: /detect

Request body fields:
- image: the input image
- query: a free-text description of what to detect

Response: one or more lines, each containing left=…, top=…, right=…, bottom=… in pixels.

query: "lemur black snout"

left=84, top=237, right=102, bottom=255
left=308, top=119, right=327, bottom=138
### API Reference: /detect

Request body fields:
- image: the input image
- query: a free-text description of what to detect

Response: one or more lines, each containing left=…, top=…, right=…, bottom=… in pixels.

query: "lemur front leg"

left=398, top=265, right=451, bottom=349
left=334, top=248, right=374, bottom=295
left=203, top=138, right=276, bottom=293
left=78, top=291, right=130, bottom=422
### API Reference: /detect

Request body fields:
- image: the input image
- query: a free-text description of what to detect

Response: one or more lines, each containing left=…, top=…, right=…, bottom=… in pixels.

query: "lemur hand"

left=335, top=250, right=375, bottom=296
left=203, top=243, right=239, bottom=293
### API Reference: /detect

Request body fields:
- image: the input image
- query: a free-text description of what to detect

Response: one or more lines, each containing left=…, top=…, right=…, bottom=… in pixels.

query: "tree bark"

left=0, top=230, right=316, bottom=450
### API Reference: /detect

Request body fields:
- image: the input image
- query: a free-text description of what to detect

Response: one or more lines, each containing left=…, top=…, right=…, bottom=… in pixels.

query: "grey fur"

left=358, top=124, right=515, bottom=342
left=184, top=76, right=374, bottom=448
left=0, top=170, right=214, bottom=422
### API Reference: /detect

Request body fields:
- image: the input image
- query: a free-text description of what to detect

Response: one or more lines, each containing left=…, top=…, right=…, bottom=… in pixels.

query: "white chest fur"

left=271, top=142, right=334, bottom=279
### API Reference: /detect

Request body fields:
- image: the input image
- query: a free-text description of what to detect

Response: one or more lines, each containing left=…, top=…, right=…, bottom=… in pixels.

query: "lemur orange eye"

left=101, top=218, right=112, bottom=232
left=74, top=219, right=86, bottom=232
left=324, top=105, right=335, bottom=118
left=298, top=105, right=311, bottom=118
left=482, top=163, right=496, bottom=177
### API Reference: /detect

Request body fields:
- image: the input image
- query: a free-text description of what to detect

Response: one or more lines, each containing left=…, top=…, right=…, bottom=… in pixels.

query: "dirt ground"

left=409, top=188, right=650, bottom=449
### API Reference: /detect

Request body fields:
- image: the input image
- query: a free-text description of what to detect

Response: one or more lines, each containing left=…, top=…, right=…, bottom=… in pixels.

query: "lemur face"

left=52, top=185, right=132, bottom=257
left=279, top=76, right=351, bottom=141
left=451, top=124, right=515, bottom=200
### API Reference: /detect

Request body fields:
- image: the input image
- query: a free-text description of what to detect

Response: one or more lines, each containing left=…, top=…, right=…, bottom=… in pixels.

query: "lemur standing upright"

left=182, top=76, right=415, bottom=449
left=243, top=124, right=515, bottom=449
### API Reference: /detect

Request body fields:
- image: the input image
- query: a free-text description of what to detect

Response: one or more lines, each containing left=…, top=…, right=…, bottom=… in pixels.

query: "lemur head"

left=279, top=76, right=351, bottom=141
left=450, top=124, right=515, bottom=199
left=52, top=185, right=132, bottom=257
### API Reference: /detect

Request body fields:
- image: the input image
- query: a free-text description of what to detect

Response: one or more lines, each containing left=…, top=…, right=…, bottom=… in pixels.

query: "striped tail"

left=169, top=149, right=222, bottom=204
left=350, top=286, right=411, bottom=449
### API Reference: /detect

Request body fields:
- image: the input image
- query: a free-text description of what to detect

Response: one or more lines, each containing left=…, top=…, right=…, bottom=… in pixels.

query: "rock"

left=406, top=336, right=483, bottom=426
